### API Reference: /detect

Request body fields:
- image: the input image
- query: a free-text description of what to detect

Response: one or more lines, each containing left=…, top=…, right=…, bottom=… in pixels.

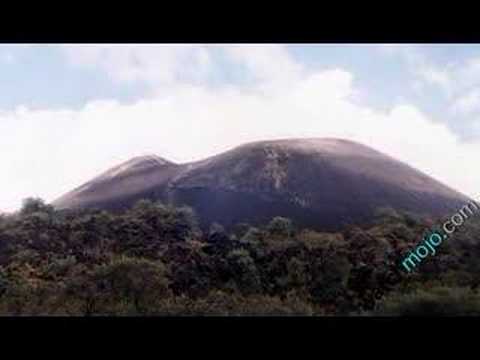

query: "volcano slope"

left=53, top=138, right=470, bottom=230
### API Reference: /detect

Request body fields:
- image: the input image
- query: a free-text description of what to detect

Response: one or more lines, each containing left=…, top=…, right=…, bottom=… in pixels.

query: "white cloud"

left=457, top=58, right=480, bottom=88
left=451, top=89, right=480, bottom=115
left=1, top=45, right=479, bottom=212
left=1, top=52, right=14, bottom=64
left=379, top=46, right=480, bottom=129
left=63, top=45, right=212, bottom=88
left=224, top=45, right=304, bottom=94
left=418, top=66, right=451, bottom=93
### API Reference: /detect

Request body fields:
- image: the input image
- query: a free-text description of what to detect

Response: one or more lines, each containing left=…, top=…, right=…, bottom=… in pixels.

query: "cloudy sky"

left=1, top=44, right=480, bottom=212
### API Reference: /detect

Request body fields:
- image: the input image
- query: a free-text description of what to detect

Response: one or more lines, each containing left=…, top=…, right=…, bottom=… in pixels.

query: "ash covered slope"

left=53, top=155, right=183, bottom=210
left=53, top=138, right=470, bottom=230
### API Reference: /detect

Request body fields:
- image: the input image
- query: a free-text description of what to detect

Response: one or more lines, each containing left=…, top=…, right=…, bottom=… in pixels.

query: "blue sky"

left=2, top=44, right=479, bottom=140
left=0, top=45, right=147, bottom=110
left=1, top=44, right=480, bottom=212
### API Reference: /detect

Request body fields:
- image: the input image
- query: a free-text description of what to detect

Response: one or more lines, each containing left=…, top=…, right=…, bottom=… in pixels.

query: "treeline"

left=0, top=198, right=480, bottom=316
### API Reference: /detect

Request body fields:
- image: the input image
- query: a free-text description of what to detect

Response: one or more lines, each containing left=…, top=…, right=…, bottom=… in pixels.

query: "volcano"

left=53, top=138, right=470, bottom=230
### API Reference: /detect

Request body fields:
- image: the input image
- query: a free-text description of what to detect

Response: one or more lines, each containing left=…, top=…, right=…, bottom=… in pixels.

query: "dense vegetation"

left=0, top=198, right=479, bottom=316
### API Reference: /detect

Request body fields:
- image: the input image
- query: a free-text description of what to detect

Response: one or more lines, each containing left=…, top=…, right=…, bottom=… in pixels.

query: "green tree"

left=91, top=256, right=171, bottom=315
left=266, top=217, right=294, bottom=239
left=373, top=286, right=480, bottom=316
left=226, top=249, right=261, bottom=295
left=20, top=198, right=53, bottom=216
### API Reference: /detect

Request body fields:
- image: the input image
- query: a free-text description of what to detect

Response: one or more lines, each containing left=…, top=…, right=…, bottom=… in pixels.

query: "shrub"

left=373, top=286, right=480, bottom=316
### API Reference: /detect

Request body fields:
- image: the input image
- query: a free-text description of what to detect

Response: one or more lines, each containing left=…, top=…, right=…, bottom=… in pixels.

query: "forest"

left=0, top=198, right=480, bottom=316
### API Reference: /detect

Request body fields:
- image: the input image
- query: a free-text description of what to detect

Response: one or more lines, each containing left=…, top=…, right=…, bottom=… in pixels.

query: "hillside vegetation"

left=0, top=198, right=479, bottom=316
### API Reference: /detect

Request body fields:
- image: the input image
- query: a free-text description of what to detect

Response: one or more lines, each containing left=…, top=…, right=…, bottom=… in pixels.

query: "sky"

left=1, top=44, right=480, bottom=212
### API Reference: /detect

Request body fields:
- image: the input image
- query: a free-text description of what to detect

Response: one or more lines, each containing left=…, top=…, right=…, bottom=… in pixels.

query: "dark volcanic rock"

left=53, top=138, right=470, bottom=230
